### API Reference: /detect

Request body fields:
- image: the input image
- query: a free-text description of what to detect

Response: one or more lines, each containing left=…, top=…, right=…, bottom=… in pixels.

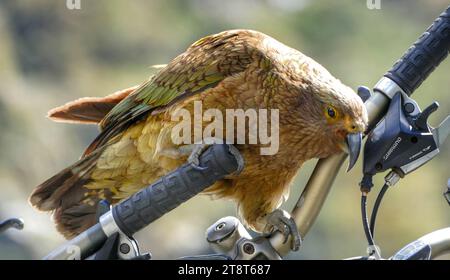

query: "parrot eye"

left=326, top=106, right=337, bottom=119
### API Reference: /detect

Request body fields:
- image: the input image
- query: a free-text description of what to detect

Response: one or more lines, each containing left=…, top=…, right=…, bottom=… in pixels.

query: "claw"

left=187, top=144, right=209, bottom=171
left=263, top=209, right=302, bottom=251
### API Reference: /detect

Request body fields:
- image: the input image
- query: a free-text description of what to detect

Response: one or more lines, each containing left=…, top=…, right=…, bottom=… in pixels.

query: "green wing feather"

left=83, top=31, right=254, bottom=156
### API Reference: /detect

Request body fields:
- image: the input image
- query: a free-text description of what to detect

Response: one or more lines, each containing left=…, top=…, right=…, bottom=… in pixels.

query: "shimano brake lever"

left=360, top=92, right=449, bottom=191
left=432, top=116, right=450, bottom=149
left=400, top=111, right=449, bottom=176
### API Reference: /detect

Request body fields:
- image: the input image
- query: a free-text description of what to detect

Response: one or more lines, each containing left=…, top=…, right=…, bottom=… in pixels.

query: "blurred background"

left=0, top=0, right=449, bottom=260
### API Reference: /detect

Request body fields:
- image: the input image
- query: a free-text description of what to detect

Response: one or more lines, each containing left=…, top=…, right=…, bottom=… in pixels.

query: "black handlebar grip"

left=112, top=144, right=243, bottom=236
left=384, top=5, right=450, bottom=95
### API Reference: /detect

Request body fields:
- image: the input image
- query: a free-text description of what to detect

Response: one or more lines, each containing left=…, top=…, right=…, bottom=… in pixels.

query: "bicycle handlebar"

left=112, top=144, right=243, bottom=236
left=385, top=5, right=450, bottom=95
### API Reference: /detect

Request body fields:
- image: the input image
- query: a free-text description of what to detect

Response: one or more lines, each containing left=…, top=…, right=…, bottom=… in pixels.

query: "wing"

left=83, top=30, right=256, bottom=156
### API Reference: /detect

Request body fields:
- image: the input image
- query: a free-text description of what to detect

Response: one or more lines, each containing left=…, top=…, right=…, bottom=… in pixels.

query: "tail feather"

left=29, top=148, right=109, bottom=238
left=29, top=150, right=101, bottom=211
left=54, top=201, right=98, bottom=239
left=31, top=87, right=141, bottom=238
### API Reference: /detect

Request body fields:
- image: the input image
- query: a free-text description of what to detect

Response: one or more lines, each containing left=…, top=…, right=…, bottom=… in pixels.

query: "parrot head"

left=319, top=82, right=367, bottom=171
left=312, top=75, right=367, bottom=171
left=283, top=54, right=368, bottom=171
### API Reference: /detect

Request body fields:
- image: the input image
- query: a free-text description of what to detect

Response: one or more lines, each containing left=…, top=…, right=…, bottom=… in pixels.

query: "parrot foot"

left=185, top=138, right=224, bottom=170
left=160, top=138, right=225, bottom=170
left=187, top=143, right=210, bottom=170
left=263, top=209, right=302, bottom=251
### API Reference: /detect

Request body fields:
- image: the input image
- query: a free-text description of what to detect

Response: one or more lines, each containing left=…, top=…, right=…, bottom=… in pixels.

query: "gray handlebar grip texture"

left=384, top=5, right=450, bottom=95
left=112, top=144, right=243, bottom=236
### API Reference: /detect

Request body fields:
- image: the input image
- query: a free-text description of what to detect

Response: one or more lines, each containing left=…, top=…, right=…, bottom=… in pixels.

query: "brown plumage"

left=30, top=30, right=367, bottom=239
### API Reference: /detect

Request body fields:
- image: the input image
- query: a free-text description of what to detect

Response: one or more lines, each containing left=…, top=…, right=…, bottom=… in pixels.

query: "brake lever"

left=88, top=200, right=151, bottom=260
left=432, top=115, right=450, bottom=149
left=402, top=109, right=450, bottom=176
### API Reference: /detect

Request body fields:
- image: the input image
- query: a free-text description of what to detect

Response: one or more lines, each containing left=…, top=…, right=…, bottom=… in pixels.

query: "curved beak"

left=342, top=132, right=362, bottom=172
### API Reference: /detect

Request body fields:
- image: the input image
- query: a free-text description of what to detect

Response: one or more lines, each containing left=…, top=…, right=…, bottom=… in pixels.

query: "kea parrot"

left=30, top=30, right=367, bottom=249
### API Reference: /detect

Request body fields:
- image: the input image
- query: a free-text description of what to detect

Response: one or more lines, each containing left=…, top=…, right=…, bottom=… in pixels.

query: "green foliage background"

left=0, top=0, right=449, bottom=259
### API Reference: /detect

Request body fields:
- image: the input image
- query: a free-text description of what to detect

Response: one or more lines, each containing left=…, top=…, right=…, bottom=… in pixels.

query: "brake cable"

left=361, top=192, right=374, bottom=247
left=360, top=182, right=389, bottom=259
left=360, top=170, right=400, bottom=259
left=369, top=183, right=389, bottom=237
left=361, top=191, right=382, bottom=258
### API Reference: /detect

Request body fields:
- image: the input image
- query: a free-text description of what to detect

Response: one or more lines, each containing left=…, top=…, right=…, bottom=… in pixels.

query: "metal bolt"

left=215, top=222, right=226, bottom=231
left=375, top=162, right=383, bottom=171
left=243, top=243, right=255, bottom=255
left=119, top=243, right=130, bottom=254
left=404, top=103, right=415, bottom=114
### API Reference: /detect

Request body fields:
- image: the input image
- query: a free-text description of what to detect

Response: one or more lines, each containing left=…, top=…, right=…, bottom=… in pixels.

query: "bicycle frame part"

left=0, top=218, right=24, bottom=234
left=269, top=5, right=450, bottom=256
left=391, top=227, right=450, bottom=260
